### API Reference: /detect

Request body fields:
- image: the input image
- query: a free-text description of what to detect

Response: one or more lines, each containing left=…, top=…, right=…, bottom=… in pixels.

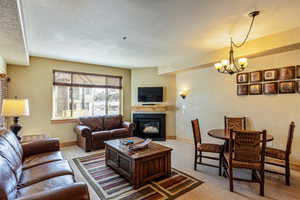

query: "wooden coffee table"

left=104, top=137, right=172, bottom=189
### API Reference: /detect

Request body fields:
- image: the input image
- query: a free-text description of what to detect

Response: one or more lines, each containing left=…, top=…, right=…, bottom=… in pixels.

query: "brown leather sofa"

left=0, top=129, right=90, bottom=200
left=74, top=115, right=135, bottom=152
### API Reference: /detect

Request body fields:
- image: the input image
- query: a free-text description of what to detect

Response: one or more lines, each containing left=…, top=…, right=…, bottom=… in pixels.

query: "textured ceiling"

left=0, top=0, right=28, bottom=65
left=5, top=0, right=300, bottom=67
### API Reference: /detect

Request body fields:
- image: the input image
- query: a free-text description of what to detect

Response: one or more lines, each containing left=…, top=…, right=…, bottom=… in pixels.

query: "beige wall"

left=176, top=49, right=300, bottom=161
left=159, top=27, right=300, bottom=74
left=131, top=68, right=176, bottom=137
left=7, top=57, right=131, bottom=142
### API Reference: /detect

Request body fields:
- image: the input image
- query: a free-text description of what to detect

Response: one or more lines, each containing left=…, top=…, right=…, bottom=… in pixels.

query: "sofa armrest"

left=16, top=182, right=90, bottom=200
left=22, top=138, right=60, bottom=158
left=121, top=121, right=135, bottom=136
left=74, top=125, right=91, bottom=137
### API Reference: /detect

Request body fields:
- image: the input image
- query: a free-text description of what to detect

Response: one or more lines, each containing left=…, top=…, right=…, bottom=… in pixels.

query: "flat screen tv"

left=138, top=87, right=163, bottom=102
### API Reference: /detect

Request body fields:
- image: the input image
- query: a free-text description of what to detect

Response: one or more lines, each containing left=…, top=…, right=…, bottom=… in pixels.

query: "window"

left=53, top=70, right=122, bottom=119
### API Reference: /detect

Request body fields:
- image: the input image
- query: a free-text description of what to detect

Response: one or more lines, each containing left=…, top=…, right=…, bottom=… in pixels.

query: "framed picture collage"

left=236, top=65, right=300, bottom=96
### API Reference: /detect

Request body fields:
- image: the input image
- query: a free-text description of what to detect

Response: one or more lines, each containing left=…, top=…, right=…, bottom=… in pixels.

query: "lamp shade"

left=1, top=99, right=30, bottom=117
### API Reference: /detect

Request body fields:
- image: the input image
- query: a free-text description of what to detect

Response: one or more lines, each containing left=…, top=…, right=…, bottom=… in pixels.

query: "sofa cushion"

left=19, top=160, right=74, bottom=187
left=111, top=128, right=129, bottom=138
left=91, top=130, right=111, bottom=148
left=17, top=175, right=75, bottom=198
left=0, top=132, right=23, bottom=182
left=104, top=115, right=122, bottom=130
left=79, top=116, right=104, bottom=131
left=92, top=130, right=111, bottom=141
left=0, top=156, right=18, bottom=200
left=23, top=151, right=63, bottom=170
left=0, top=129, right=23, bottom=160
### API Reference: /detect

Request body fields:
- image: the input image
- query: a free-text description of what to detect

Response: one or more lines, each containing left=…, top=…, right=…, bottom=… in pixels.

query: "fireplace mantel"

left=131, top=105, right=170, bottom=112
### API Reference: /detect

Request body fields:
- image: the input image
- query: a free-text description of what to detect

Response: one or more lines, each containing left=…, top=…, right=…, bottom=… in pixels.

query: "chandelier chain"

left=231, top=12, right=257, bottom=48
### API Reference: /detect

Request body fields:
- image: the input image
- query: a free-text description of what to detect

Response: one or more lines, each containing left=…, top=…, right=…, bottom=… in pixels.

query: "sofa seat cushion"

left=19, top=160, right=74, bottom=187
left=22, top=151, right=63, bottom=170
left=111, top=128, right=128, bottom=137
left=91, top=130, right=111, bottom=148
left=79, top=116, right=104, bottom=131
left=17, top=175, right=75, bottom=198
left=92, top=130, right=111, bottom=140
left=104, top=115, right=122, bottom=130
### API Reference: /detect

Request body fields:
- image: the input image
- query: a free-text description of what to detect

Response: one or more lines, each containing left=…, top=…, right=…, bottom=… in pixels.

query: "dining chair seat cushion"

left=224, top=153, right=262, bottom=170
left=197, top=143, right=223, bottom=153
left=266, top=147, right=286, bottom=160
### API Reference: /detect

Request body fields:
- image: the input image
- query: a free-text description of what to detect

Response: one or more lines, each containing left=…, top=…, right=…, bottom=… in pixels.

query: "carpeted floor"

left=73, top=153, right=203, bottom=200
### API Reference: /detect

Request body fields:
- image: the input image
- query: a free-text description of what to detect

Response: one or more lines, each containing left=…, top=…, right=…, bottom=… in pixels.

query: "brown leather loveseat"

left=0, top=129, right=90, bottom=200
left=74, top=115, right=135, bottom=152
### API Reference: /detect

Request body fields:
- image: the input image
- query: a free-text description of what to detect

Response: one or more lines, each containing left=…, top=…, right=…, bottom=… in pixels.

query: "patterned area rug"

left=73, top=153, right=203, bottom=200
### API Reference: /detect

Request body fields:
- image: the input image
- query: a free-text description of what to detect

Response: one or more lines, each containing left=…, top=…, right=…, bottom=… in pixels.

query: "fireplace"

left=133, top=113, right=166, bottom=141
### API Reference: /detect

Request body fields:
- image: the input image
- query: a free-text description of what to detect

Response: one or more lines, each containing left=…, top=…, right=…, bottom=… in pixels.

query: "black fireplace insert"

left=133, top=113, right=166, bottom=141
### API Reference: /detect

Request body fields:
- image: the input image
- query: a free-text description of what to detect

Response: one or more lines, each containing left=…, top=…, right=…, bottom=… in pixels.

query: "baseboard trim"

left=166, top=136, right=176, bottom=140
left=61, top=141, right=77, bottom=147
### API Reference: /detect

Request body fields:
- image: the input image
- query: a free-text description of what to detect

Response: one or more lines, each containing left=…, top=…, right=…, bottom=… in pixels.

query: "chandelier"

left=215, top=11, right=260, bottom=75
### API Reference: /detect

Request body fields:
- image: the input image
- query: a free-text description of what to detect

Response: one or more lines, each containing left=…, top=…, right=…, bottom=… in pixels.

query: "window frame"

left=52, top=70, right=123, bottom=121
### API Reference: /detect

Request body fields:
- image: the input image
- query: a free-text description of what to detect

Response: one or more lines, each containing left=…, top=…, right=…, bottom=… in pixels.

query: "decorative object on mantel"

left=236, top=65, right=300, bottom=96
left=214, top=11, right=260, bottom=75
left=179, top=89, right=189, bottom=99
left=1, top=97, right=30, bottom=140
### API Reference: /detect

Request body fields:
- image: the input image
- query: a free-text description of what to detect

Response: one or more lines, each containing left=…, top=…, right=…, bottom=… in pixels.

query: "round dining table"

left=208, top=129, right=274, bottom=151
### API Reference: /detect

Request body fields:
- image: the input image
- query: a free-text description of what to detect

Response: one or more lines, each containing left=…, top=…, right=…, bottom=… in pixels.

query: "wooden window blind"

left=53, top=70, right=122, bottom=89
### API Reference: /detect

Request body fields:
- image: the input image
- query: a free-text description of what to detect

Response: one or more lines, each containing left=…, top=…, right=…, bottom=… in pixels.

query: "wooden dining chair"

left=265, top=122, right=295, bottom=186
left=222, top=129, right=267, bottom=196
left=191, top=119, right=224, bottom=175
left=224, top=116, right=246, bottom=131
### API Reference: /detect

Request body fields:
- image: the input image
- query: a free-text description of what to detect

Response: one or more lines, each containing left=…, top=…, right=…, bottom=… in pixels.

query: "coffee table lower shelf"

left=105, top=140, right=172, bottom=189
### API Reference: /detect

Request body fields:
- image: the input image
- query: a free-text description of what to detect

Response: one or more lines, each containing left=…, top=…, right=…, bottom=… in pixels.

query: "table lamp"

left=1, top=98, right=30, bottom=140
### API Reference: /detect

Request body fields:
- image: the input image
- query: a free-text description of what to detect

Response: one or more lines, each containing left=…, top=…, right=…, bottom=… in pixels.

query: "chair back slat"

left=230, top=129, right=266, bottom=163
left=191, top=119, right=202, bottom=148
left=225, top=116, right=246, bottom=131
left=286, top=122, right=295, bottom=156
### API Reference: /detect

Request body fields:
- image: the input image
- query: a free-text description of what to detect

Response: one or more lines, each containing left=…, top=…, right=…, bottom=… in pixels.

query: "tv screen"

left=138, top=87, right=163, bottom=102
